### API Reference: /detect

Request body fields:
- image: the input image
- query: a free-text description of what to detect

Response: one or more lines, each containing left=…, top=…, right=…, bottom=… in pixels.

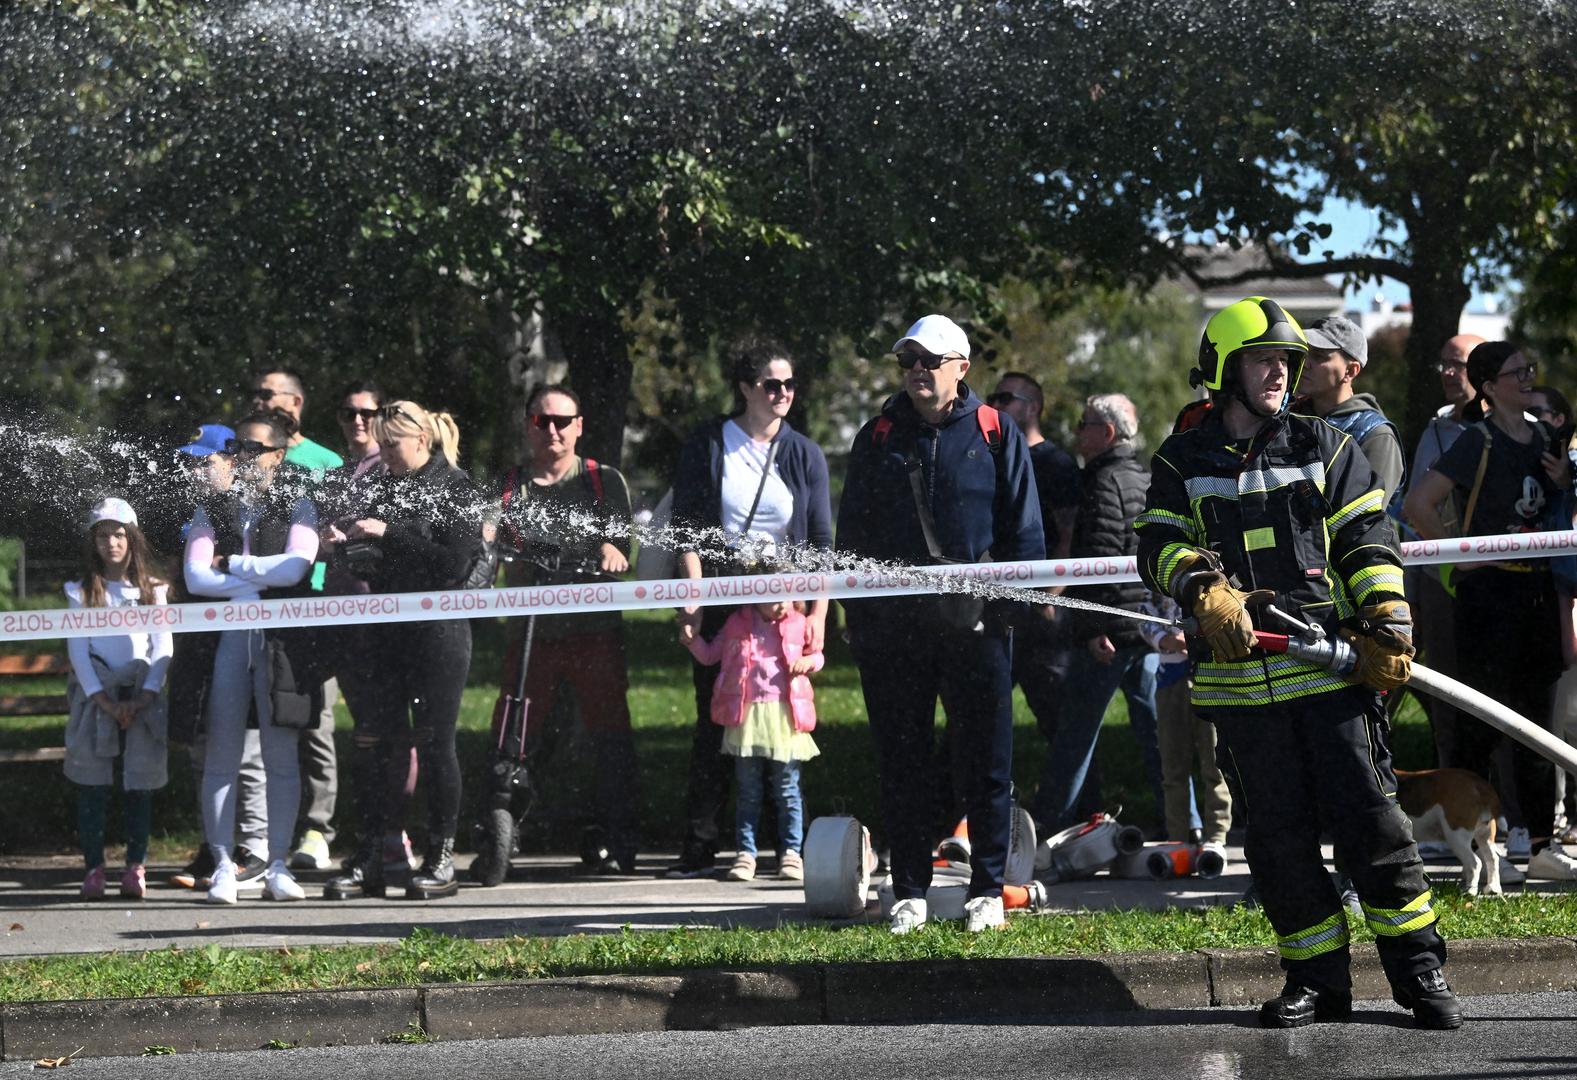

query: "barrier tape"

left=4, top=528, right=1575, bottom=643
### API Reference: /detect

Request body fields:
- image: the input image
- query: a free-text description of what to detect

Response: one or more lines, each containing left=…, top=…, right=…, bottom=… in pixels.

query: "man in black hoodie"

left=1033, top=393, right=1167, bottom=833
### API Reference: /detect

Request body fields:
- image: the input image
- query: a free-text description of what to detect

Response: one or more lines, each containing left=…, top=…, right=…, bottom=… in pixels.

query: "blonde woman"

left=325, top=400, right=486, bottom=900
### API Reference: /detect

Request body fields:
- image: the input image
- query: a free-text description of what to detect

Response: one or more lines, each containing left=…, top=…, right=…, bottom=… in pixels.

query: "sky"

left=1317, top=196, right=1508, bottom=316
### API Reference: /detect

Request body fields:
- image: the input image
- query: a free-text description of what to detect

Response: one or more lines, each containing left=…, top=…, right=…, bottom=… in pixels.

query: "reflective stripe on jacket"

left=1135, top=410, right=1403, bottom=708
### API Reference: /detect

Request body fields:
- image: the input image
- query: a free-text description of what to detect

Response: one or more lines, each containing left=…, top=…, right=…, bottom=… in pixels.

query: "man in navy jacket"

left=837, top=314, right=1044, bottom=934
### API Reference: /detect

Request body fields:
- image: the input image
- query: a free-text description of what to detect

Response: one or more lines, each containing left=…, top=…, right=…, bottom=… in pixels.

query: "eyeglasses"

left=337, top=406, right=379, bottom=423
left=1436, top=362, right=1465, bottom=376
left=222, top=438, right=276, bottom=457
left=1075, top=418, right=1105, bottom=430
left=896, top=351, right=957, bottom=371
left=1494, top=363, right=1537, bottom=383
left=987, top=391, right=1034, bottom=408
left=250, top=386, right=297, bottom=402
left=758, top=378, right=797, bottom=396
left=529, top=414, right=578, bottom=432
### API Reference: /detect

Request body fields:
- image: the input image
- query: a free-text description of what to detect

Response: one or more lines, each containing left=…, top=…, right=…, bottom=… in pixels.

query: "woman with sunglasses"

left=182, top=412, right=319, bottom=904
left=341, top=400, right=487, bottom=900
left=1405, top=341, right=1577, bottom=882
left=664, top=337, right=833, bottom=879
left=317, top=381, right=420, bottom=898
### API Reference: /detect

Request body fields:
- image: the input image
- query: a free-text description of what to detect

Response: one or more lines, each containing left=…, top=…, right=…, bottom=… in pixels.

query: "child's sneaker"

left=263, top=860, right=306, bottom=901
left=120, top=864, right=146, bottom=899
left=778, top=850, right=804, bottom=881
left=207, top=859, right=239, bottom=905
left=80, top=865, right=106, bottom=900
left=725, top=852, right=757, bottom=882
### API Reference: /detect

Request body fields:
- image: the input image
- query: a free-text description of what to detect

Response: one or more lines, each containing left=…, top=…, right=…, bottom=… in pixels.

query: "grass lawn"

left=0, top=889, right=1570, bottom=1003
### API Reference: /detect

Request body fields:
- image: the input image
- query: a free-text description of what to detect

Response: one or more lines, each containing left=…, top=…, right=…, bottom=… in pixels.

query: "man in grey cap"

left=1297, top=315, right=1404, bottom=503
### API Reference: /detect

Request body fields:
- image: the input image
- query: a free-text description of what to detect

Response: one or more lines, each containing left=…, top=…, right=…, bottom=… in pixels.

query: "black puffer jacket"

left=1068, top=442, right=1151, bottom=647
left=359, top=454, right=487, bottom=595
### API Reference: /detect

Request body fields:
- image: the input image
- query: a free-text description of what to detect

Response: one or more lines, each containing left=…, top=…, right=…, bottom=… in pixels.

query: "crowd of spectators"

left=48, top=315, right=1577, bottom=948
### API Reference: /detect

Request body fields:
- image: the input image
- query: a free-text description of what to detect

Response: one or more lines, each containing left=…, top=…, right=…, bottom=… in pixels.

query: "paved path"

left=0, top=845, right=1567, bottom=957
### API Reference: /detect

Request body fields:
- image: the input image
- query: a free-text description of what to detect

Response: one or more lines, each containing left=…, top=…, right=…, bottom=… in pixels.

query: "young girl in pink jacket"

left=682, top=599, right=821, bottom=881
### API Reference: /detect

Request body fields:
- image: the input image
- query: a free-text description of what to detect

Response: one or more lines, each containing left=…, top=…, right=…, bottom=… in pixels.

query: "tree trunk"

left=1400, top=267, right=1471, bottom=453
left=552, top=303, right=633, bottom=470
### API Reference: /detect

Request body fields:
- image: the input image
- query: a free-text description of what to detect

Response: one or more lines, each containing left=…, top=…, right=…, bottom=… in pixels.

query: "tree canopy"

left=3, top=0, right=1575, bottom=499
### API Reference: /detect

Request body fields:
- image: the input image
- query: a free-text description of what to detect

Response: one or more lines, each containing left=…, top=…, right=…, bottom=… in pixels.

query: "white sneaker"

left=889, top=897, right=928, bottom=935
left=1527, top=843, right=1577, bottom=881
left=263, top=860, right=306, bottom=901
left=963, top=894, right=1005, bottom=932
left=206, top=860, right=239, bottom=905
left=1507, top=826, right=1532, bottom=859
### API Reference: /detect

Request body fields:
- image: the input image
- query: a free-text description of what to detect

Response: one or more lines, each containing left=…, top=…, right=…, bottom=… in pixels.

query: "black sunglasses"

left=987, top=391, right=1033, bottom=408
left=379, top=404, right=419, bottom=425
left=222, top=438, right=276, bottom=457
left=895, top=351, right=953, bottom=371
left=758, top=378, right=797, bottom=395
left=337, top=406, right=379, bottom=423
left=529, top=414, right=578, bottom=431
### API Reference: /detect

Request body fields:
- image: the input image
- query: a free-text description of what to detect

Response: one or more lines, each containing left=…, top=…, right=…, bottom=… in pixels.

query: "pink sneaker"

left=120, top=864, right=146, bottom=899
left=80, top=865, right=106, bottom=900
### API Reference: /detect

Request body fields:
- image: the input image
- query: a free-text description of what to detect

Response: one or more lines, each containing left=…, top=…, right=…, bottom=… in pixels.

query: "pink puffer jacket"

left=684, top=607, right=821, bottom=732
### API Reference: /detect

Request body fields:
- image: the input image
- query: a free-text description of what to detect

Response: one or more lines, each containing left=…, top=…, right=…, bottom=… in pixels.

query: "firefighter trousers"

left=1209, top=686, right=1446, bottom=995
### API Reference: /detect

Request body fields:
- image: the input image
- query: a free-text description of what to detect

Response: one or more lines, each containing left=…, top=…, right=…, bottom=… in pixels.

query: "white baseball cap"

left=87, top=497, right=138, bottom=531
left=892, top=314, right=971, bottom=360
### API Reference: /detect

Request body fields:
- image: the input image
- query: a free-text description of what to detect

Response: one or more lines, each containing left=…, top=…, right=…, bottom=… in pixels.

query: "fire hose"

left=1250, top=615, right=1577, bottom=778
left=1052, top=594, right=1577, bottom=776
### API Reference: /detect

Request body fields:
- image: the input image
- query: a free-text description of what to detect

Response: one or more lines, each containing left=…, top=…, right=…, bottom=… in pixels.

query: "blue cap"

left=177, top=423, right=234, bottom=458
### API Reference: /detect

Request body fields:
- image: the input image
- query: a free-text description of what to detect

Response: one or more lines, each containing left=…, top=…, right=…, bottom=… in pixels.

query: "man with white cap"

left=1297, top=315, right=1404, bottom=504
left=836, top=313, right=1044, bottom=935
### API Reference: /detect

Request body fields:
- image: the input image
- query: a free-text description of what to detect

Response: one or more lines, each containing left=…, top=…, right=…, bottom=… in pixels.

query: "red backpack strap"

left=582, top=458, right=604, bottom=505
left=976, top=404, right=1002, bottom=451
left=499, top=466, right=522, bottom=548
left=871, top=416, right=894, bottom=447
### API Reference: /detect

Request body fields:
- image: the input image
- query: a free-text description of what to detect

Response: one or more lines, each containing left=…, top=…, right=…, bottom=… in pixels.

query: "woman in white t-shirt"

left=664, top=336, right=833, bottom=877
left=63, top=498, right=172, bottom=901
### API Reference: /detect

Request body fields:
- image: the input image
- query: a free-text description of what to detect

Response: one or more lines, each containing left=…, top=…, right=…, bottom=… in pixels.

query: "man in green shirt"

left=493, top=384, right=642, bottom=873
left=250, top=366, right=344, bottom=871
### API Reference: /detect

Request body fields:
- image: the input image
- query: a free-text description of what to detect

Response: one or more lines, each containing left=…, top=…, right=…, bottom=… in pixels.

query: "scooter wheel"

left=469, top=808, right=516, bottom=887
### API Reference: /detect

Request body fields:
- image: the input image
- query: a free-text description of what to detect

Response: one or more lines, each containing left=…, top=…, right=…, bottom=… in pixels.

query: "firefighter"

left=1134, top=296, right=1460, bottom=1030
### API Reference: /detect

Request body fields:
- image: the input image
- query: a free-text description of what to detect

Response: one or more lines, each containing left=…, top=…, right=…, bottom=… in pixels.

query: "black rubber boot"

left=323, top=847, right=385, bottom=900
left=1391, top=968, right=1464, bottom=1030
left=1258, top=982, right=1353, bottom=1028
left=405, top=837, right=459, bottom=900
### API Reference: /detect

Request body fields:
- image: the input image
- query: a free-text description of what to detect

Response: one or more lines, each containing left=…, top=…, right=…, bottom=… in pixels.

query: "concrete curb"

left=3, top=937, right=1575, bottom=1060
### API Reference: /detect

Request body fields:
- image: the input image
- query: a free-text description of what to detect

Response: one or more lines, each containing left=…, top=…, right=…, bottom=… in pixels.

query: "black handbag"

left=266, top=630, right=324, bottom=730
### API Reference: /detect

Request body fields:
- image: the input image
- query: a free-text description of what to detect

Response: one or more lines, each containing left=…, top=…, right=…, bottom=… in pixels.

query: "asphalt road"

left=4, top=992, right=1573, bottom=1079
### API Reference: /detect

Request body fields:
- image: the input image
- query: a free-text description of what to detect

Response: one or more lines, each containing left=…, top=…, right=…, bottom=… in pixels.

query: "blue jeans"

left=1038, top=642, right=1170, bottom=832
left=734, top=756, right=804, bottom=856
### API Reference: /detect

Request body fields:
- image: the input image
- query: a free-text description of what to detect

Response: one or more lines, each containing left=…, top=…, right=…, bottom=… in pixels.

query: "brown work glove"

left=1186, top=572, right=1274, bottom=661
left=1341, top=599, right=1414, bottom=693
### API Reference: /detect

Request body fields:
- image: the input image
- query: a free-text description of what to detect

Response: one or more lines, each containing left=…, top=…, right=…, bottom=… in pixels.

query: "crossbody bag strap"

left=905, top=451, right=946, bottom=560
left=738, top=436, right=781, bottom=537
left=1460, top=424, right=1493, bottom=535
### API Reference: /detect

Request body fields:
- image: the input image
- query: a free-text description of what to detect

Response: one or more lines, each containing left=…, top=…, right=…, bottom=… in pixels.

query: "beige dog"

left=1397, top=768, right=1505, bottom=897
